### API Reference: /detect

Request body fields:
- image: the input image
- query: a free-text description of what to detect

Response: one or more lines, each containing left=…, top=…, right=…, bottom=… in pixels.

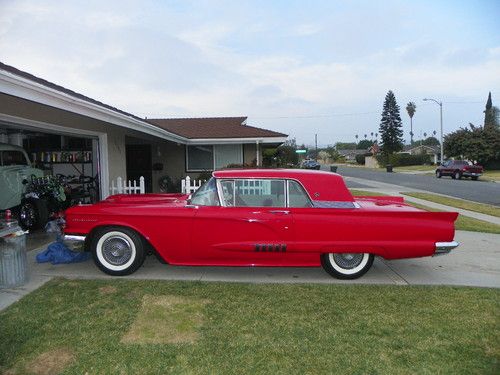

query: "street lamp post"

left=423, top=98, right=443, bottom=164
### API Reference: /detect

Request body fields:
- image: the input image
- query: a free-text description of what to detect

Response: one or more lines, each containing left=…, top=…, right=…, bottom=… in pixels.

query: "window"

left=288, top=180, right=312, bottom=208
left=1, top=151, right=28, bottom=166
left=220, top=179, right=285, bottom=207
left=214, top=144, right=243, bottom=169
left=187, top=145, right=213, bottom=171
left=190, top=177, right=220, bottom=206
left=186, top=144, right=243, bottom=171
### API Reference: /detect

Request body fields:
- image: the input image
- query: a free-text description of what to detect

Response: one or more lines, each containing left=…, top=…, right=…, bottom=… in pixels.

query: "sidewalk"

left=345, top=176, right=500, bottom=225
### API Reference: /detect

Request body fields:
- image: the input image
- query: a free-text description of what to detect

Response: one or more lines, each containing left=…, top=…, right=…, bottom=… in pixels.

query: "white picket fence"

left=181, top=176, right=205, bottom=194
left=110, top=176, right=145, bottom=195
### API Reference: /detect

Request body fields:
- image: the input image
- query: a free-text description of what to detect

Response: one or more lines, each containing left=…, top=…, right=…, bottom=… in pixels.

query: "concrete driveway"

left=2, top=230, right=498, bottom=311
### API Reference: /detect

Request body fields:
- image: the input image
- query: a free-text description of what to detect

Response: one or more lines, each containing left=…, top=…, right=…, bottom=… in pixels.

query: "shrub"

left=376, top=153, right=431, bottom=167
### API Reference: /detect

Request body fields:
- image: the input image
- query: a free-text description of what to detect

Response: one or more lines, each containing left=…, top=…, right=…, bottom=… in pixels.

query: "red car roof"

left=213, top=169, right=354, bottom=202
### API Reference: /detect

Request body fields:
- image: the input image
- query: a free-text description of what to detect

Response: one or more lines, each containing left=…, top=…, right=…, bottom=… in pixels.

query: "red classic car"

left=62, top=169, right=459, bottom=279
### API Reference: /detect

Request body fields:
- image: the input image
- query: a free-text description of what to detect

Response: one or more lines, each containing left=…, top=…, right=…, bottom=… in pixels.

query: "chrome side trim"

left=434, top=241, right=459, bottom=256
left=63, top=235, right=86, bottom=242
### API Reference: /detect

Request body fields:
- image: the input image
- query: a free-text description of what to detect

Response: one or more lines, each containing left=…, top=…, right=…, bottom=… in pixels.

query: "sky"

left=1, top=0, right=499, bottom=146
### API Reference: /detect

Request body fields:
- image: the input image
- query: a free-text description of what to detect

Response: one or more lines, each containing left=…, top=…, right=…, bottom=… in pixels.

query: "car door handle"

left=269, top=210, right=290, bottom=215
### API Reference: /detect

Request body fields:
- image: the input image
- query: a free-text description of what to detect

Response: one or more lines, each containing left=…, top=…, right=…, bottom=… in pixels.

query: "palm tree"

left=406, top=102, right=417, bottom=145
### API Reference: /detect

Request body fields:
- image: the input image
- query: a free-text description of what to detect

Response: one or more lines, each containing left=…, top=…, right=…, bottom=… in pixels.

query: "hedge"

left=376, top=153, right=431, bottom=167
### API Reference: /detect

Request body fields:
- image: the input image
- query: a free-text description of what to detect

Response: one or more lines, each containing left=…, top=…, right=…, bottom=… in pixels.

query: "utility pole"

left=315, top=133, right=318, bottom=160
left=423, top=98, right=443, bottom=163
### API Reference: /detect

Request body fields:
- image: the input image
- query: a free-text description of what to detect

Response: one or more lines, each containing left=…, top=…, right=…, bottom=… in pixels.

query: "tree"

left=379, top=90, right=404, bottom=155
left=422, top=136, right=440, bottom=146
left=357, top=139, right=373, bottom=149
left=335, top=142, right=357, bottom=150
left=484, top=92, right=499, bottom=130
left=444, top=123, right=500, bottom=165
left=406, top=101, right=417, bottom=144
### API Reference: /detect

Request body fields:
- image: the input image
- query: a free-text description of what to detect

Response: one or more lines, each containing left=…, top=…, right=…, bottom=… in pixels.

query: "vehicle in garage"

left=62, top=169, right=459, bottom=279
left=436, top=160, right=483, bottom=180
left=0, top=142, right=48, bottom=229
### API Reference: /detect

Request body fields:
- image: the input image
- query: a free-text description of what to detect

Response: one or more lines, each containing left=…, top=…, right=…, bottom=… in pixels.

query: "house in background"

left=337, top=149, right=367, bottom=162
left=400, top=144, right=440, bottom=164
left=0, top=62, right=287, bottom=197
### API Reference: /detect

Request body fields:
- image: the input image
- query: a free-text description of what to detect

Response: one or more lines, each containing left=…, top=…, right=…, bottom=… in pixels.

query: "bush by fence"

left=376, top=153, right=431, bottom=167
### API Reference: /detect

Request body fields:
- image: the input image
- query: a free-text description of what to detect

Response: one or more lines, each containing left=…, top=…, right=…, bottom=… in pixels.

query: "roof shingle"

left=146, top=117, right=287, bottom=139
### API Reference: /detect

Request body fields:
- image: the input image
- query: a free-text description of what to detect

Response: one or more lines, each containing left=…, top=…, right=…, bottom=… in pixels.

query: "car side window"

left=288, top=180, right=313, bottom=208
left=190, top=177, right=220, bottom=206
left=1, top=151, right=28, bottom=166
left=221, top=179, right=285, bottom=207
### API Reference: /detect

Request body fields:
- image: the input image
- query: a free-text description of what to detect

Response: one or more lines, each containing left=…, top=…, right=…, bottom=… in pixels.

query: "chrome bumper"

left=434, top=241, right=459, bottom=256
left=62, top=234, right=86, bottom=251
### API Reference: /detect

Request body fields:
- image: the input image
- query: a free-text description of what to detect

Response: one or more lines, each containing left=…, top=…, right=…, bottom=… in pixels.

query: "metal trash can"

left=386, top=164, right=393, bottom=173
left=330, top=165, right=338, bottom=173
left=0, top=218, right=28, bottom=288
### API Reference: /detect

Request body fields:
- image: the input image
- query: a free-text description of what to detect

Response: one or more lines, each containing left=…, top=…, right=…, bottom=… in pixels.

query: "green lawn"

left=1, top=279, right=498, bottom=375
left=350, top=190, right=500, bottom=233
left=393, top=165, right=436, bottom=173
left=349, top=189, right=388, bottom=196
left=401, top=192, right=500, bottom=218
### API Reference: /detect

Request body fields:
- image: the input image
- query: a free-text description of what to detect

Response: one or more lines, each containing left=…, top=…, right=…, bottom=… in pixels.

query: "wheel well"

left=86, top=225, right=164, bottom=261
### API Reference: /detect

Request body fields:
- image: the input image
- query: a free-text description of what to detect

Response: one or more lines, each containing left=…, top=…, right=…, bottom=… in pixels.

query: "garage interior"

left=0, top=121, right=101, bottom=204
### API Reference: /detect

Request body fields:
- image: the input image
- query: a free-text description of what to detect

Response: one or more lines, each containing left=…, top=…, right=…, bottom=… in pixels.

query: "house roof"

left=337, top=149, right=367, bottom=156
left=403, top=144, right=440, bottom=153
left=145, top=117, right=287, bottom=139
left=0, top=62, right=287, bottom=143
left=0, top=61, right=142, bottom=122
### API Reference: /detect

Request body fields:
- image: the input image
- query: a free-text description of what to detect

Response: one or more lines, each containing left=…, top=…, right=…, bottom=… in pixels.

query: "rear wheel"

left=321, top=253, right=374, bottom=279
left=454, top=171, right=462, bottom=180
left=91, top=227, right=146, bottom=276
left=436, top=170, right=442, bottom=178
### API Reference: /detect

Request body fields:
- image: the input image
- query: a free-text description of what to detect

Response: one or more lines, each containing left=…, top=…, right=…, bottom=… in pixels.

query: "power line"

left=251, top=111, right=380, bottom=120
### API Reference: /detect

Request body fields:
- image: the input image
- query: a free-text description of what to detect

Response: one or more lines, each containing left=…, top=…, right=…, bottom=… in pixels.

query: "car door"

left=190, top=178, right=293, bottom=266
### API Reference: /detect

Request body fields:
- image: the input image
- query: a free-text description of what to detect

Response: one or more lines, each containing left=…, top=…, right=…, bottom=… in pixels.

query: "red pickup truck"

left=436, top=160, right=483, bottom=180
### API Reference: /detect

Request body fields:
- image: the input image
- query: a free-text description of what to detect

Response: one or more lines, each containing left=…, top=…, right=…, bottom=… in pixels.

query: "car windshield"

left=190, top=177, right=220, bottom=206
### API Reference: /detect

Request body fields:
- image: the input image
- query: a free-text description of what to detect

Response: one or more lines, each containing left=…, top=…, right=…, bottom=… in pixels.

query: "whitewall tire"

left=91, top=227, right=145, bottom=276
left=321, top=253, right=374, bottom=279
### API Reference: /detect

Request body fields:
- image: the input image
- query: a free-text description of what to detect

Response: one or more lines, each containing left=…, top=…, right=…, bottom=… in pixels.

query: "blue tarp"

left=36, top=241, right=91, bottom=264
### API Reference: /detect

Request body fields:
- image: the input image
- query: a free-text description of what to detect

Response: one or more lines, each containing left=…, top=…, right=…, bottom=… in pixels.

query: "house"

left=337, top=149, right=367, bottom=162
left=0, top=62, right=287, bottom=197
left=400, top=144, right=440, bottom=164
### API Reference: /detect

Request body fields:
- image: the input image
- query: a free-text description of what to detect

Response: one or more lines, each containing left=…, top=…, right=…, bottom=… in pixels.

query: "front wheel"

left=436, top=170, right=442, bottom=178
left=454, top=171, right=462, bottom=180
left=18, top=199, right=49, bottom=230
left=91, top=227, right=146, bottom=276
left=321, top=253, right=374, bottom=279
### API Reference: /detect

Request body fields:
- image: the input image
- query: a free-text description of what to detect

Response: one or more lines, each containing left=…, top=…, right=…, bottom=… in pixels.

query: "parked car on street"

left=436, top=160, right=483, bottom=180
left=300, top=159, right=321, bottom=170
left=63, top=169, right=459, bottom=279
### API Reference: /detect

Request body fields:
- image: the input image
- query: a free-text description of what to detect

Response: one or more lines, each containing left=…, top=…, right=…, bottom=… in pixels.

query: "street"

left=330, top=165, right=500, bottom=206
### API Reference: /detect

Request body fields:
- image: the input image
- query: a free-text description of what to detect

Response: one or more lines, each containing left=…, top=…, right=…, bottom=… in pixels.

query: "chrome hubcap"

left=101, top=236, right=132, bottom=266
left=332, top=253, right=364, bottom=269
